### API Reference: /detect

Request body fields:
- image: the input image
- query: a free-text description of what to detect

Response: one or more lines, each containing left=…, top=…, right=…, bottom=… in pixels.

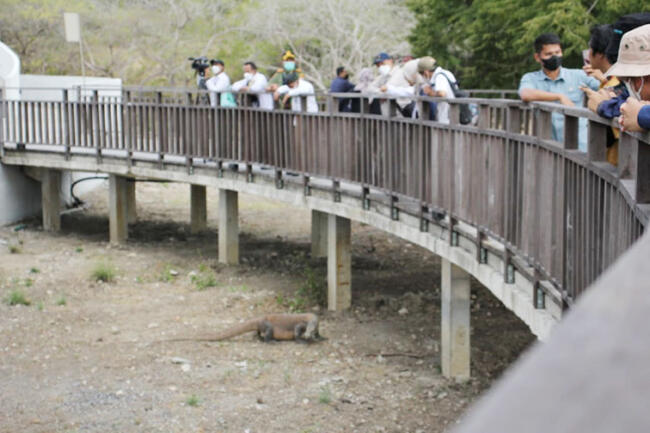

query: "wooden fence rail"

left=1, top=87, right=648, bottom=306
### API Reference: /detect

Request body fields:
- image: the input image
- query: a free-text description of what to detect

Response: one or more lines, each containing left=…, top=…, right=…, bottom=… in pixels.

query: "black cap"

left=283, top=72, right=299, bottom=85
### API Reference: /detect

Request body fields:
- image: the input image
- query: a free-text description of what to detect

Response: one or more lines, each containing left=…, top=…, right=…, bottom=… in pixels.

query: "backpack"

left=433, top=70, right=472, bottom=125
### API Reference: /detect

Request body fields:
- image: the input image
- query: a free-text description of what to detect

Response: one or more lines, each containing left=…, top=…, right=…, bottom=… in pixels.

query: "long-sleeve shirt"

left=206, top=72, right=231, bottom=107
left=276, top=79, right=318, bottom=113
left=330, top=77, right=355, bottom=112
left=232, top=72, right=274, bottom=110
left=639, top=105, right=650, bottom=130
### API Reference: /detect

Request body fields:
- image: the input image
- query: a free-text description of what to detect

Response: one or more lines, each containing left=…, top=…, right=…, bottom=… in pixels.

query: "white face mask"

left=243, top=72, right=253, bottom=81
left=211, top=65, right=222, bottom=75
left=378, top=64, right=391, bottom=76
left=624, top=77, right=644, bottom=100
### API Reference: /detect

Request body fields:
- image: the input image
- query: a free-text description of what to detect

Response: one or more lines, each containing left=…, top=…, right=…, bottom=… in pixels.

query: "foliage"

left=275, top=267, right=325, bottom=312
left=407, top=0, right=650, bottom=89
left=191, top=271, right=217, bottom=291
left=91, top=262, right=115, bottom=282
left=0, top=0, right=414, bottom=89
left=185, top=395, right=200, bottom=407
left=5, top=290, right=30, bottom=306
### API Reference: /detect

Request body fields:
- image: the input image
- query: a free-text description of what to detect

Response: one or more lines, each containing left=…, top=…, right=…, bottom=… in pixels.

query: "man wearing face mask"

left=519, top=33, right=600, bottom=151
left=232, top=62, right=274, bottom=110
left=607, top=24, right=650, bottom=132
left=267, top=50, right=302, bottom=92
left=205, top=59, right=235, bottom=107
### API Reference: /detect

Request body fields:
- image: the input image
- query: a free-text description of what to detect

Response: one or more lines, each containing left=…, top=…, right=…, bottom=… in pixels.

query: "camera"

left=188, top=56, right=211, bottom=77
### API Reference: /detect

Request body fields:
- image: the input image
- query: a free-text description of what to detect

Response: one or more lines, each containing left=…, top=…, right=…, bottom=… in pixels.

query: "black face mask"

left=542, top=55, right=562, bottom=71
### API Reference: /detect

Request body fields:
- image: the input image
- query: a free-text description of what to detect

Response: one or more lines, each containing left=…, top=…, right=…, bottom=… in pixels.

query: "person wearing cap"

left=419, top=56, right=457, bottom=124
left=205, top=59, right=235, bottom=107
left=380, top=57, right=428, bottom=117
left=519, top=33, right=600, bottom=151
left=267, top=50, right=303, bottom=92
left=274, top=72, right=318, bottom=113
left=586, top=15, right=650, bottom=123
left=607, top=24, right=650, bottom=132
left=231, top=61, right=274, bottom=110
left=366, top=52, right=396, bottom=94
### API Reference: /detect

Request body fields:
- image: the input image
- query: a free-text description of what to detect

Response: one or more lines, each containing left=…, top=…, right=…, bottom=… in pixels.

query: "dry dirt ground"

left=0, top=181, right=535, bottom=433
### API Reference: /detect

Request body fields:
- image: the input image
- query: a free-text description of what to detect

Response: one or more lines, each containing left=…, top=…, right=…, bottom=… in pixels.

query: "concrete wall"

left=0, top=40, right=41, bottom=225
left=0, top=39, right=122, bottom=225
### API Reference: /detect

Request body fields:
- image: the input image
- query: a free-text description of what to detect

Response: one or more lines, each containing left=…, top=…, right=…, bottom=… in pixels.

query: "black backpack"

left=434, top=71, right=472, bottom=125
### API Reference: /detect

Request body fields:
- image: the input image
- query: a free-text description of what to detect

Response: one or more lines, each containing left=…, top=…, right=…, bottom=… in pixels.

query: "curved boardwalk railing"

left=1, top=87, right=648, bottom=309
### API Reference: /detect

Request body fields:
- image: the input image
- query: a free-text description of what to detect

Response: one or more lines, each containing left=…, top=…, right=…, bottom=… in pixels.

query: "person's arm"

left=518, top=72, right=574, bottom=106
left=248, top=75, right=268, bottom=93
left=639, top=105, right=650, bottom=130
left=620, top=98, right=650, bottom=132
left=231, top=78, right=247, bottom=92
left=383, top=84, right=414, bottom=98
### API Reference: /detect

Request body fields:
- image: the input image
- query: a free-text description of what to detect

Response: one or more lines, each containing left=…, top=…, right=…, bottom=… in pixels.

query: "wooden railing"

left=1, top=87, right=648, bottom=308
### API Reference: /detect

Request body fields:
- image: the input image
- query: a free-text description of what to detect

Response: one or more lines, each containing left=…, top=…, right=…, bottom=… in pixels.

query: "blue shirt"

left=519, top=68, right=600, bottom=151
left=638, top=105, right=650, bottom=130
left=330, top=77, right=356, bottom=112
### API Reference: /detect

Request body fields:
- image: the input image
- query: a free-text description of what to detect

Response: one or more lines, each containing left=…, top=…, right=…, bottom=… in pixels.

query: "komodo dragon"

left=154, top=313, right=322, bottom=343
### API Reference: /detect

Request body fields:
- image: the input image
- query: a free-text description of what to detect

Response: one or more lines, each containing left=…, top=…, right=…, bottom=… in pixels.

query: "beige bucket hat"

left=606, top=24, right=650, bottom=77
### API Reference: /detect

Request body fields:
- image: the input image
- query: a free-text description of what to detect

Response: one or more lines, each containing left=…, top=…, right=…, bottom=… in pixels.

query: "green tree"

left=408, top=0, right=650, bottom=89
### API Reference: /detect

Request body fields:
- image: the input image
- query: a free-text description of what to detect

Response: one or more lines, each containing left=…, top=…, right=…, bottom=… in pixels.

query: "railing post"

left=619, top=133, right=650, bottom=203
left=157, top=91, right=164, bottom=168
left=449, top=102, right=460, bottom=126
left=587, top=120, right=608, bottom=162
left=563, top=114, right=579, bottom=150
left=506, top=105, right=521, bottom=134
left=534, top=107, right=553, bottom=142
left=0, top=88, right=4, bottom=158
left=93, top=89, right=101, bottom=163
left=478, top=103, right=490, bottom=129
left=123, top=90, right=132, bottom=168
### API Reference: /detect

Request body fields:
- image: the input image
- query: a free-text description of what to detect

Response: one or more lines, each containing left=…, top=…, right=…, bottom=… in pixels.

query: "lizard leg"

left=258, top=320, right=274, bottom=342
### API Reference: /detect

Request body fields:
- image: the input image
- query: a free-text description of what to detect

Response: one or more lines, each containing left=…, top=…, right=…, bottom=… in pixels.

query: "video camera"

left=188, top=56, right=213, bottom=78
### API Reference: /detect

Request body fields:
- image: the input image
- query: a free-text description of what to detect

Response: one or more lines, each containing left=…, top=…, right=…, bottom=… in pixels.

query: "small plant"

left=92, top=262, right=116, bottom=283
left=198, top=263, right=209, bottom=273
left=191, top=272, right=217, bottom=291
left=5, top=290, right=30, bottom=306
left=159, top=266, right=175, bottom=283
left=135, top=276, right=143, bottom=284
left=229, top=285, right=251, bottom=293
left=56, top=295, right=67, bottom=306
left=24, top=278, right=34, bottom=287
left=318, top=386, right=332, bottom=404
left=29, top=267, right=40, bottom=274
left=276, top=267, right=325, bottom=312
left=8, top=245, right=21, bottom=254
left=186, top=395, right=200, bottom=407
left=36, top=301, right=44, bottom=311
left=75, top=247, right=84, bottom=253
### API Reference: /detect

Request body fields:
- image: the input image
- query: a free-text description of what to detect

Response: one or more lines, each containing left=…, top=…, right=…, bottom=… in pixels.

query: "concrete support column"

left=327, top=215, right=351, bottom=311
left=218, top=189, right=238, bottom=264
left=126, top=180, right=137, bottom=224
left=108, top=174, right=128, bottom=244
left=190, top=184, right=207, bottom=234
left=441, top=258, right=471, bottom=379
left=311, top=209, right=328, bottom=258
left=41, top=169, right=61, bottom=231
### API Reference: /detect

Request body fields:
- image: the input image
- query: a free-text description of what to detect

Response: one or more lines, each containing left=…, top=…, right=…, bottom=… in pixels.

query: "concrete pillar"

left=126, top=180, right=137, bottom=224
left=311, top=209, right=328, bottom=258
left=108, top=174, right=128, bottom=244
left=41, top=169, right=61, bottom=231
left=218, top=189, right=238, bottom=264
left=327, top=215, right=351, bottom=311
left=441, top=258, right=471, bottom=379
left=190, top=184, right=207, bottom=234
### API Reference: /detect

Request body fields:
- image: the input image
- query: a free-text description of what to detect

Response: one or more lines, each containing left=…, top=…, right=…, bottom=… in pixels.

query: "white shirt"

left=232, top=72, right=274, bottom=110
left=276, top=79, right=318, bottom=113
left=431, top=67, right=456, bottom=124
left=206, top=72, right=231, bottom=107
